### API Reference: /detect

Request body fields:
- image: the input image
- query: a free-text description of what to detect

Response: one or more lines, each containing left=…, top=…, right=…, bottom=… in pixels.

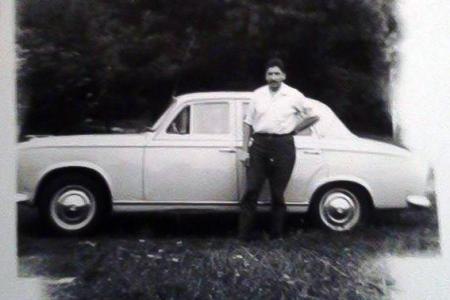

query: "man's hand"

left=241, top=124, right=253, bottom=167
left=237, top=149, right=250, bottom=167
left=295, top=115, right=320, bottom=133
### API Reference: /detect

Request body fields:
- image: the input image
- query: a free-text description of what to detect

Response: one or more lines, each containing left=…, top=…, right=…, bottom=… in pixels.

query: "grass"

left=18, top=193, right=439, bottom=299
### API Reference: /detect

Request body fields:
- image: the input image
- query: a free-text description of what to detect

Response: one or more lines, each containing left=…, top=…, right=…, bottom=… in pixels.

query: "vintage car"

left=17, top=92, right=431, bottom=234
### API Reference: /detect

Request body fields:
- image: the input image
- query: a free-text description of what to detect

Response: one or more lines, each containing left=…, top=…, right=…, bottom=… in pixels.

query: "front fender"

left=31, top=161, right=113, bottom=204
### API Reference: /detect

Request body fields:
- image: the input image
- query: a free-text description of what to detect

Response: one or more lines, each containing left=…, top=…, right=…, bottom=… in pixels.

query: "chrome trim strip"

left=319, top=148, right=406, bottom=157
left=22, top=145, right=147, bottom=150
left=113, top=203, right=308, bottom=213
left=113, top=200, right=309, bottom=206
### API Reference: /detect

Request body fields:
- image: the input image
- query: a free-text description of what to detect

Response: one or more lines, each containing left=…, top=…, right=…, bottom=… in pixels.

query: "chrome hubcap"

left=50, top=186, right=96, bottom=230
left=319, top=189, right=360, bottom=231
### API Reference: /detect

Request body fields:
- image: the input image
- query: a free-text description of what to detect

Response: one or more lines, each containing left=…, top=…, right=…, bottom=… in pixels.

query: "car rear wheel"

left=39, top=174, right=107, bottom=235
left=312, top=187, right=368, bottom=231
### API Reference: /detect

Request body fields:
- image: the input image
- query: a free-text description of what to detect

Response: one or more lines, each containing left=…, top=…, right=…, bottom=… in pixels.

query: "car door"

left=144, top=99, right=238, bottom=204
left=237, top=101, right=326, bottom=206
left=287, top=131, right=327, bottom=204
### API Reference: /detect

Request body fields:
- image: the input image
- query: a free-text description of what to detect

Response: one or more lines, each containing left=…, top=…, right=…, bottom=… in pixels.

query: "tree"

left=17, top=0, right=398, bottom=137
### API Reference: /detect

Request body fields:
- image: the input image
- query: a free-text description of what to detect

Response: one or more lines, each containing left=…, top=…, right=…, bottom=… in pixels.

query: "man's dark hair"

left=265, top=58, right=286, bottom=73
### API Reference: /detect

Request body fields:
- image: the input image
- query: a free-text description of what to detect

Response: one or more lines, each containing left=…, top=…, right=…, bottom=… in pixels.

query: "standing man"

left=238, top=58, right=319, bottom=240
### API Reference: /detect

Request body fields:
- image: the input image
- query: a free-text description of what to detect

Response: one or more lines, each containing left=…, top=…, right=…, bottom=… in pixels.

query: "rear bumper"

left=406, top=195, right=431, bottom=209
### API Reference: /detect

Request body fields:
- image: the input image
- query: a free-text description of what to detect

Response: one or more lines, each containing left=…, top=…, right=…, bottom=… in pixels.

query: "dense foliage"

left=17, top=0, right=398, bottom=136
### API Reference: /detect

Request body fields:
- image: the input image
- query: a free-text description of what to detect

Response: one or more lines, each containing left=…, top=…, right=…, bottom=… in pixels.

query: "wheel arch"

left=309, top=180, right=375, bottom=213
left=35, top=165, right=113, bottom=212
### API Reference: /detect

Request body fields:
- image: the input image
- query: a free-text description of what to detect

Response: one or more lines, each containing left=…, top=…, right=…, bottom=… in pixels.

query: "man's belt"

left=253, top=132, right=295, bottom=137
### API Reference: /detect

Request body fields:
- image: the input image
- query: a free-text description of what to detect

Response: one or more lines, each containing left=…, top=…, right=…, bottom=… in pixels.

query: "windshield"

left=150, top=97, right=178, bottom=131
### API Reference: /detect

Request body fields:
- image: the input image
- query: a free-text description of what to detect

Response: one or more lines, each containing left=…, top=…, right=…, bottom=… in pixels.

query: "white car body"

left=17, top=92, right=430, bottom=232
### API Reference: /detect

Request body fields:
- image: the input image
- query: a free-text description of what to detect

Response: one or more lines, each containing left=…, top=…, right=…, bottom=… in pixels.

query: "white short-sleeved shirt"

left=244, top=82, right=311, bottom=134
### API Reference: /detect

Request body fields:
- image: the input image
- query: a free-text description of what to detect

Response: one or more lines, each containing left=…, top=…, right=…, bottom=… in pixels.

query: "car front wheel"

left=312, top=187, right=368, bottom=232
left=39, top=174, right=107, bottom=235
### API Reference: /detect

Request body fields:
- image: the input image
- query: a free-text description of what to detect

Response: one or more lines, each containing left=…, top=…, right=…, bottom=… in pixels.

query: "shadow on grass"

left=18, top=200, right=439, bottom=252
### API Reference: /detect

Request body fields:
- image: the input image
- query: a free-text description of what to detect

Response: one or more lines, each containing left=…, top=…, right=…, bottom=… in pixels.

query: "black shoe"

left=270, top=207, right=286, bottom=239
left=238, top=210, right=256, bottom=241
left=269, top=232, right=283, bottom=240
left=239, top=233, right=257, bottom=242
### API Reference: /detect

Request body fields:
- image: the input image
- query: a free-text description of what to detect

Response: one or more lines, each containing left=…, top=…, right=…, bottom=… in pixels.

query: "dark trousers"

left=239, top=133, right=296, bottom=238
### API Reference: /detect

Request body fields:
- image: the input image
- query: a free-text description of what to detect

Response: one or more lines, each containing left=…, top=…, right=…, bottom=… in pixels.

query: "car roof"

left=173, top=92, right=355, bottom=138
left=175, top=92, right=253, bottom=103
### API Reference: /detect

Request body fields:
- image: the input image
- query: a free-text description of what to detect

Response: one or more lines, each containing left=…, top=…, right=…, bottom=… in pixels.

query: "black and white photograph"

left=1, top=0, right=449, bottom=299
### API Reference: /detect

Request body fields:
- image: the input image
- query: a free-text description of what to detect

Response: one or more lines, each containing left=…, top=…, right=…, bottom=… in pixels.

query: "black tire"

left=310, top=186, right=369, bottom=232
left=38, top=173, right=108, bottom=235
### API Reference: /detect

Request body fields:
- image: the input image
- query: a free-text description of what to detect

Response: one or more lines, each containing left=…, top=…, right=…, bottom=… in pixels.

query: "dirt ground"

left=18, top=195, right=440, bottom=300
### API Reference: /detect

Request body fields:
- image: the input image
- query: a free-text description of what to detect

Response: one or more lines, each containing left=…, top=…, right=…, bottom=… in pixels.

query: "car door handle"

left=219, top=148, right=236, bottom=153
left=302, top=150, right=320, bottom=155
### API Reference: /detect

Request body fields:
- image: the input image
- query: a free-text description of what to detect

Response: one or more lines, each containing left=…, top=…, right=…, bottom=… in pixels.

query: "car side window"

left=167, top=106, right=190, bottom=134
left=167, top=102, right=230, bottom=135
left=191, top=102, right=230, bottom=134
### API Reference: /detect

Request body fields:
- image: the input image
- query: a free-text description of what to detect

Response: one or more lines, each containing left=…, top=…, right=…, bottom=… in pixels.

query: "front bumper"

left=406, top=195, right=431, bottom=209
left=15, top=193, right=32, bottom=205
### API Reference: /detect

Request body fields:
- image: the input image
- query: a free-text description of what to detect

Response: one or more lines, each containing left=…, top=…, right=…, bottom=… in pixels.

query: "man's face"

left=265, top=66, right=286, bottom=91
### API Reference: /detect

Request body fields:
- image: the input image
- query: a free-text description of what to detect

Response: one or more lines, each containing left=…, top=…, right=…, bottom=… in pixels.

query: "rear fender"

left=307, top=175, right=373, bottom=205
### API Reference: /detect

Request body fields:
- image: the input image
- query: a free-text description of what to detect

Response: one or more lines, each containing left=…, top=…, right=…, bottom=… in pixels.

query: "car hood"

left=319, top=137, right=412, bottom=157
left=18, top=133, right=149, bottom=150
